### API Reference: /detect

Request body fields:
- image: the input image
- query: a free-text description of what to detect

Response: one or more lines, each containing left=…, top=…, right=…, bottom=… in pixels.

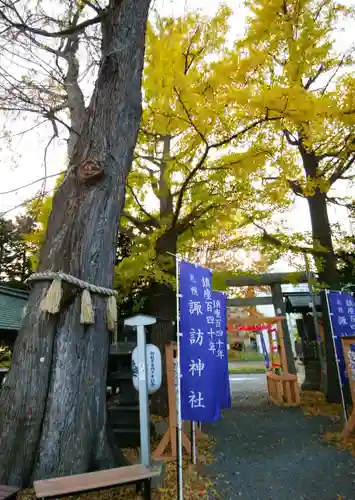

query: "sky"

left=0, top=0, right=354, bottom=273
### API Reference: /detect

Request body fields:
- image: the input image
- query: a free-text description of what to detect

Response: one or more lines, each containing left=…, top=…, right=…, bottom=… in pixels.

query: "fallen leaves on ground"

left=301, top=391, right=342, bottom=421
left=18, top=419, right=217, bottom=499
left=301, top=391, right=355, bottom=456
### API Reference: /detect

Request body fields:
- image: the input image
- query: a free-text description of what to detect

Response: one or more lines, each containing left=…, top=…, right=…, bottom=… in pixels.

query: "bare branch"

left=0, top=6, right=103, bottom=39
left=0, top=171, right=64, bottom=196
left=326, top=196, right=354, bottom=209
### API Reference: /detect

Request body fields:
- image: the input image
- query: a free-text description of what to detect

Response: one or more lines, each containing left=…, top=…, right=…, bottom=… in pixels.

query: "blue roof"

left=0, top=286, right=29, bottom=331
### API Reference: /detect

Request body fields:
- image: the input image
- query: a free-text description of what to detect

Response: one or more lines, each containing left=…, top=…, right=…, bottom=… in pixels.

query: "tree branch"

left=287, top=179, right=304, bottom=196
left=175, top=202, right=219, bottom=235
left=121, top=212, right=153, bottom=235
left=283, top=129, right=299, bottom=146
left=126, top=184, right=160, bottom=228
left=171, top=104, right=280, bottom=226
left=0, top=171, right=64, bottom=196
left=210, top=114, right=280, bottom=149
left=326, top=196, right=354, bottom=209
left=251, top=220, right=327, bottom=256
left=328, top=153, right=355, bottom=185
left=0, top=7, right=103, bottom=38
left=303, top=64, right=324, bottom=90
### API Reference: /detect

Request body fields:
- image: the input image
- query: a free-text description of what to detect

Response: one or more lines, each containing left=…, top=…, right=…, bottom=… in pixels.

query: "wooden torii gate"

left=225, top=272, right=312, bottom=375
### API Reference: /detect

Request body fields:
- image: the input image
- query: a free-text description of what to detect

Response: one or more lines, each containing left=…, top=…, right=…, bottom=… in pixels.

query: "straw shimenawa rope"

left=27, top=271, right=118, bottom=332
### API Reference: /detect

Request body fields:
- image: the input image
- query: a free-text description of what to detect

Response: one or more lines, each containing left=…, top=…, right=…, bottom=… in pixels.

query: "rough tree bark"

left=0, top=0, right=151, bottom=487
left=300, top=149, right=341, bottom=400
left=300, top=149, right=341, bottom=288
left=144, top=135, right=177, bottom=416
left=306, top=188, right=341, bottom=288
left=149, top=230, right=177, bottom=417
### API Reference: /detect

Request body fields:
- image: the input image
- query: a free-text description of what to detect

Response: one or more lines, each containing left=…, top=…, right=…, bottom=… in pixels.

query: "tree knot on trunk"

left=26, top=271, right=118, bottom=332
left=77, top=158, right=104, bottom=184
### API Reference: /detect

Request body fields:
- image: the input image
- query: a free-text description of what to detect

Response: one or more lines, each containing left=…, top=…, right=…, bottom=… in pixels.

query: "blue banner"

left=327, top=291, right=355, bottom=385
left=212, top=291, right=231, bottom=409
left=260, top=333, right=270, bottom=370
left=179, top=260, right=221, bottom=422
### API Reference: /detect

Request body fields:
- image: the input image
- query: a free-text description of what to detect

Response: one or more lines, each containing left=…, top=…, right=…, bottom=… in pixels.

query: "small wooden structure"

left=34, top=464, right=159, bottom=500
left=153, top=344, right=203, bottom=461
left=231, top=316, right=301, bottom=408
left=340, top=336, right=355, bottom=441
left=0, top=485, right=19, bottom=500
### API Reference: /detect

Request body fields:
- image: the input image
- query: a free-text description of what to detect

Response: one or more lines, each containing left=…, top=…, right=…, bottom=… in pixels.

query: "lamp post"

left=124, top=314, right=157, bottom=467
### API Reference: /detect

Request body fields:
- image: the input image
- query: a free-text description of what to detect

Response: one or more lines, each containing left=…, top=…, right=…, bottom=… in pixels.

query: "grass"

left=229, top=364, right=266, bottom=374
left=227, top=350, right=264, bottom=362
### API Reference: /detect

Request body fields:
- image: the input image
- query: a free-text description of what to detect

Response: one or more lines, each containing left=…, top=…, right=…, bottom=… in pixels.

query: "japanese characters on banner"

left=211, top=291, right=231, bottom=409
left=327, top=291, right=355, bottom=385
left=179, top=260, right=229, bottom=422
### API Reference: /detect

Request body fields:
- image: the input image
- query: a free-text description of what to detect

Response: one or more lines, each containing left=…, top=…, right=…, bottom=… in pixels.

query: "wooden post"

left=277, top=322, right=288, bottom=374
left=153, top=345, right=194, bottom=461
left=271, top=283, right=296, bottom=374
left=340, top=336, right=355, bottom=441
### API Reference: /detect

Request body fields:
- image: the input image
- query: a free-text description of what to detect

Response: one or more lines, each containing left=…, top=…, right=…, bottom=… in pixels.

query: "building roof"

left=0, top=285, right=29, bottom=331
left=284, top=291, right=321, bottom=313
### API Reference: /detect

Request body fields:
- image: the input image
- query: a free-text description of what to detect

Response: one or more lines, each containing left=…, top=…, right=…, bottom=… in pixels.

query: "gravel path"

left=203, top=380, right=355, bottom=500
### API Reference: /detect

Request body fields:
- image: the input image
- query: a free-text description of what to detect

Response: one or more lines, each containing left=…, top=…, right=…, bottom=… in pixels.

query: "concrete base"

left=150, top=460, right=166, bottom=489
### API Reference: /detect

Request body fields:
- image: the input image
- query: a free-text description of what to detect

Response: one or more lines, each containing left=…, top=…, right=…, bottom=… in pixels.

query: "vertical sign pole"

left=175, top=254, right=184, bottom=500
left=136, top=324, right=151, bottom=467
left=191, top=421, right=197, bottom=464
left=325, top=290, right=348, bottom=422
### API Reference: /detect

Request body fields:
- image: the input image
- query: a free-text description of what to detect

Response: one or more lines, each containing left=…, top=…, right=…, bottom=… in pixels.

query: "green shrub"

left=0, top=347, right=11, bottom=367
left=228, top=349, right=264, bottom=362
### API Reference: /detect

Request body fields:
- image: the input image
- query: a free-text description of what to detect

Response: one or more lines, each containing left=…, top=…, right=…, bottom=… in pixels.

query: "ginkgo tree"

left=118, top=5, right=291, bottom=413
left=235, top=0, right=355, bottom=288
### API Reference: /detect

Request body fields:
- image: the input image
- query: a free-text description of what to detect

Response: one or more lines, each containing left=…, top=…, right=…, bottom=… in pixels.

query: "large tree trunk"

left=306, top=188, right=341, bottom=288
left=302, top=151, right=341, bottom=401
left=149, top=231, right=177, bottom=417
left=0, top=0, right=151, bottom=487
left=306, top=184, right=341, bottom=400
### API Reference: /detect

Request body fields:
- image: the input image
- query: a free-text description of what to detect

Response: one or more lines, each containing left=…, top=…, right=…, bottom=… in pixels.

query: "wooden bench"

left=34, top=464, right=159, bottom=500
left=0, top=485, right=19, bottom=500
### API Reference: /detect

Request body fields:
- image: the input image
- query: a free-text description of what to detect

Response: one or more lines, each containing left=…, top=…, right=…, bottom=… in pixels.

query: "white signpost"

left=124, top=314, right=157, bottom=467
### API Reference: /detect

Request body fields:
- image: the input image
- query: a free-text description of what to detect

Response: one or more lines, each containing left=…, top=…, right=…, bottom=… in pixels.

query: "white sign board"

left=132, top=344, right=162, bottom=394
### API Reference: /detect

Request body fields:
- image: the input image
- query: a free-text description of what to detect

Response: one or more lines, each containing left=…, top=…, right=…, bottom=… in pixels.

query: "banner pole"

left=191, top=421, right=196, bottom=464
left=175, top=254, right=184, bottom=500
left=325, top=290, right=348, bottom=422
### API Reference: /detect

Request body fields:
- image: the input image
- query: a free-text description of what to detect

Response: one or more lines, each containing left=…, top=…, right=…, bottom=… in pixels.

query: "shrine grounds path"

left=203, top=374, right=355, bottom=500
